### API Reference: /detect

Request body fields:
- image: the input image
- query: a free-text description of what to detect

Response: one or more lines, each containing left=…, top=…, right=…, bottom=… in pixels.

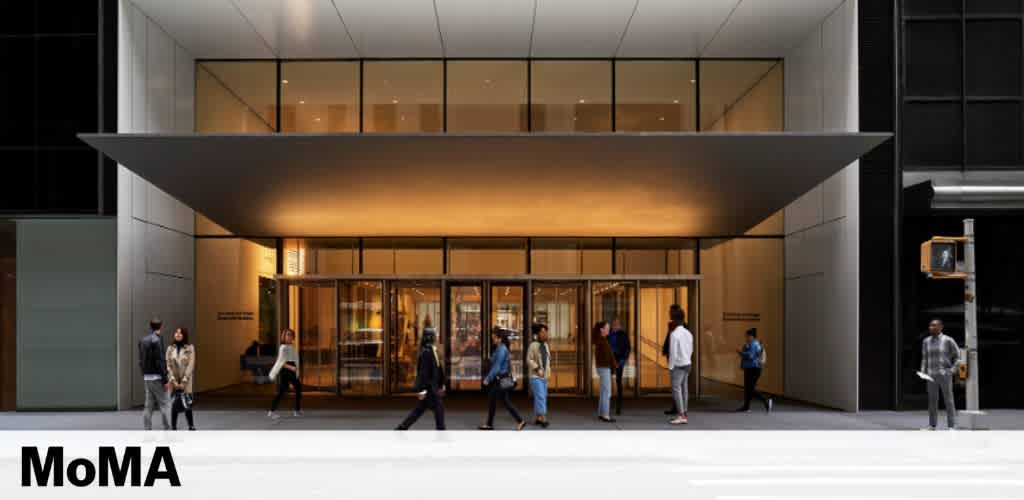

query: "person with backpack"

left=736, top=328, right=772, bottom=413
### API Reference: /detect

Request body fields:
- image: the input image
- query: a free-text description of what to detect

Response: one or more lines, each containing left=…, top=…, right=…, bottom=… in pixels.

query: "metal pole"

left=963, top=219, right=979, bottom=414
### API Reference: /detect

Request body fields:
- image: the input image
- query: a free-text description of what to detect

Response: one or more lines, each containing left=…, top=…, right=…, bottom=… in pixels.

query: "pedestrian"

left=138, top=318, right=171, bottom=430
left=593, top=321, right=617, bottom=423
left=667, top=308, right=693, bottom=425
left=396, top=327, right=447, bottom=430
left=662, top=304, right=684, bottom=415
left=526, top=323, right=551, bottom=427
left=268, top=328, right=302, bottom=419
left=920, top=318, right=961, bottom=431
left=166, top=327, right=197, bottom=430
left=735, top=328, right=772, bottom=413
left=479, top=329, right=526, bottom=430
left=608, top=318, right=631, bottom=415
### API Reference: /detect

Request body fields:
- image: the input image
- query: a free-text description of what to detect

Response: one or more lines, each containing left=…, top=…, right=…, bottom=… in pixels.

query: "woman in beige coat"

left=166, top=328, right=196, bottom=430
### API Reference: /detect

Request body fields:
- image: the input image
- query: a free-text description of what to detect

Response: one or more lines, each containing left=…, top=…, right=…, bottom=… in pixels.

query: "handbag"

left=498, top=372, right=516, bottom=390
left=172, top=390, right=193, bottom=411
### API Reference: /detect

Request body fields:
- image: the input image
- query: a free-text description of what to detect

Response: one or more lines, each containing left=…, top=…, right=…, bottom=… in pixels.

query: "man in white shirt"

left=668, top=308, right=694, bottom=425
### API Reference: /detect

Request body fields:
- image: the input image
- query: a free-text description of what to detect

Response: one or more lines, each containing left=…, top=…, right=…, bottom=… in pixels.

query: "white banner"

left=2, top=431, right=1023, bottom=499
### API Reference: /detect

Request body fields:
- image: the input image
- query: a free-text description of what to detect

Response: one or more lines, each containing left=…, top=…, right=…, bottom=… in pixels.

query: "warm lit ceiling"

left=80, top=132, right=888, bottom=238
left=128, top=0, right=846, bottom=58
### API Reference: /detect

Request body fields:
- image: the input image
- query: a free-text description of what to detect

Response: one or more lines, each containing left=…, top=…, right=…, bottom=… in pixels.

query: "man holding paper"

left=920, top=319, right=962, bottom=430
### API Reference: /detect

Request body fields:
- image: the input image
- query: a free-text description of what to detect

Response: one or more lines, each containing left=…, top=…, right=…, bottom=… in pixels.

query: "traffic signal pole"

left=963, top=219, right=980, bottom=422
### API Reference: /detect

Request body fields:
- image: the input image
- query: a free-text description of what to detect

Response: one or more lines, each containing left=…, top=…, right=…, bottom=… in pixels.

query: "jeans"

left=486, top=384, right=523, bottom=426
left=397, top=390, right=446, bottom=430
left=142, top=379, right=170, bottom=430
left=927, top=372, right=957, bottom=429
left=670, top=365, right=691, bottom=416
left=597, top=367, right=612, bottom=417
left=742, top=367, right=768, bottom=410
left=271, top=367, right=302, bottom=412
left=530, top=377, right=548, bottom=416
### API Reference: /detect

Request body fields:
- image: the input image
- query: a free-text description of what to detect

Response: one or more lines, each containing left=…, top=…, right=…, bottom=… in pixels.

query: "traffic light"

left=920, top=236, right=966, bottom=279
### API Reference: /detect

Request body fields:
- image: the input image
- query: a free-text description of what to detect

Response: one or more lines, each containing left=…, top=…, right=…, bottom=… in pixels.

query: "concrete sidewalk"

left=2, top=394, right=1022, bottom=431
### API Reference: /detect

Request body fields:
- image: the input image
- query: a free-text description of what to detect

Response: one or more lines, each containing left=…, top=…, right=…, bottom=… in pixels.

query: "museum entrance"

left=281, top=276, right=697, bottom=397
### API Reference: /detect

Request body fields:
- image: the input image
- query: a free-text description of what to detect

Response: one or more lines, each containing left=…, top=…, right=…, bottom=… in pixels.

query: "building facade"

left=3, top=0, right=1017, bottom=412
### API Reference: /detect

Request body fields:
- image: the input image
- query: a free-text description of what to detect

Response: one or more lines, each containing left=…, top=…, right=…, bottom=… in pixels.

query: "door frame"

left=386, top=280, right=443, bottom=394
left=284, top=279, right=340, bottom=394
left=636, top=280, right=701, bottom=399
left=529, top=280, right=588, bottom=395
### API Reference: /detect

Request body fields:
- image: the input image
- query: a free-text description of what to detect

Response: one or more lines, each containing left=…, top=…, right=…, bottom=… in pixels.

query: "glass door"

left=338, top=281, right=384, bottom=395
left=638, top=282, right=698, bottom=395
left=491, top=283, right=525, bottom=383
left=531, top=283, right=585, bottom=394
left=447, top=284, right=484, bottom=390
left=592, top=282, right=637, bottom=397
left=389, top=281, right=442, bottom=393
left=288, top=281, right=337, bottom=393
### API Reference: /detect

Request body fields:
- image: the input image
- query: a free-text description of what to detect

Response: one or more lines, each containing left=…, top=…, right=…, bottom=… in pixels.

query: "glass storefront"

left=194, top=59, right=782, bottom=134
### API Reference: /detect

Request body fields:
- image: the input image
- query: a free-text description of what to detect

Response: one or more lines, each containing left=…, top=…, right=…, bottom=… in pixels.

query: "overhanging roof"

left=79, top=132, right=890, bottom=237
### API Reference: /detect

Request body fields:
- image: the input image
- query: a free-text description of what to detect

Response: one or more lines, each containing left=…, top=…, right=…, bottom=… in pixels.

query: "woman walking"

left=526, top=323, right=551, bottom=427
left=395, top=328, right=447, bottom=430
left=268, top=328, right=302, bottom=419
left=593, top=321, right=617, bottom=423
left=166, top=327, right=196, bottom=431
left=479, top=329, right=526, bottom=430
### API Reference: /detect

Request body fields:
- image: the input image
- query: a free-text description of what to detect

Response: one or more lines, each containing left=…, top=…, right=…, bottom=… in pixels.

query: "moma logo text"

left=22, top=446, right=181, bottom=487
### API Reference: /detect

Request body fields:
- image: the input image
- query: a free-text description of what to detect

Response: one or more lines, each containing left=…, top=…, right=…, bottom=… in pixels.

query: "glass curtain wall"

left=531, top=284, right=584, bottom=393
left=615, top=61, right=697, bottom=131
left=699, top=60, right=783, bottom=132
left=338, top=281, right=385, bottom=395
left=390, top=282, right=442, bottom=393
left=363, top=61, right=443, bottom=132
left=447, top=60, right=528, bottom=132
left=195, top=61, right=276, bottom=132
left=531, top=61, right=612, bottom=132
left=280, top=61, right=359, bottom=132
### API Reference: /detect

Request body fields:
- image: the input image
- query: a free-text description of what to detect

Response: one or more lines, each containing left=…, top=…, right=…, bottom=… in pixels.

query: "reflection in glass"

left=363, top=61, right=443, bottom=132
left=531, top=61, right=612, bottom=132
left=448, top=286, right=483, bottom=390
left=699, top=60, right=783, bottom=131
left=491, top=285, right=525, bottom=381
left=447, top=61, right=528, bottom=132
left=338, top=281, right=384, bottom=395
left=615, top=61, right=697, bottom=131
left=531, top=285, right=583, bottom=393
left=591, top=282, right=636, bottom=397
left=290, top=283, right=337, bottom=392
left=280, top=61, right=359, bottom=132
left=195, top=61, right=276, bottom=132
left=390, top=283, right=442, bottom=393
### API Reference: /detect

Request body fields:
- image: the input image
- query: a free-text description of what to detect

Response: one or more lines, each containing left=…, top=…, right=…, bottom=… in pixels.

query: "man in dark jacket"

left=608, top=318, right=631, bottom=415
left=396, top=328, right=448, bottom=430
left=138, top=318, right=170, bottom=430
left=662, top=304, right=683, bottom=415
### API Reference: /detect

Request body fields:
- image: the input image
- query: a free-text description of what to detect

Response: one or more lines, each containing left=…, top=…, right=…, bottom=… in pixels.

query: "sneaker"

left=920, top=426, right=936, bottom=431
left=669, top=415, right=687, bottom=425
left=598, top=416, right=616, bottom=423
left=268, top=411, right=280, bottom=420
left=767, top=399, right=774, bottom=413
left=293, top=411, right=303, bottom=417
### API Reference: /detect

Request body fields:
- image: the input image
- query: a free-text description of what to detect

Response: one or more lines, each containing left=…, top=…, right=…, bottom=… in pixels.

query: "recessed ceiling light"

left=672, top=99, right=679, bottom=104
left=281, top=79, right=289, bottom=84
left=689, top=79, right=696, bottom=84
left=578, top=99, right=586, bottom=104
left=313, top=117, right=321, bottom=122
left=658, top=117, right=665, bottom=121
left=484, top=79, right=492, bottom=84
left=299, top=100, right=305, bottom=104
left=391, top=98, right=399, bottom=104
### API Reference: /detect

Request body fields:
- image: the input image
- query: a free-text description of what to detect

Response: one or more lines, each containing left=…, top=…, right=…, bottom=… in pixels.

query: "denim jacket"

left=485, top=343, right=511, bottom=384
left=740, top=339, right=762, bottom=369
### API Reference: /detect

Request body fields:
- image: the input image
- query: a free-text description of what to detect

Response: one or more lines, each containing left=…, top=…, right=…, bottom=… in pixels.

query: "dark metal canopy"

left=79, top=132, right=890, bottom=237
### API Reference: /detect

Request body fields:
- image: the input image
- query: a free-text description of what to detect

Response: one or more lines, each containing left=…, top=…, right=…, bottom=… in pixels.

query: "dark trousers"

left=742, top=367, right=768, bottom=410
left=171, top=394, right=194, bottom=430
left=486, top=384, right=523, bottom=426
left=614, top=364, right=625, bottom=413
left=397, top=390, right=446, bottom=430
left=271, top=369, right=302, bottom=412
